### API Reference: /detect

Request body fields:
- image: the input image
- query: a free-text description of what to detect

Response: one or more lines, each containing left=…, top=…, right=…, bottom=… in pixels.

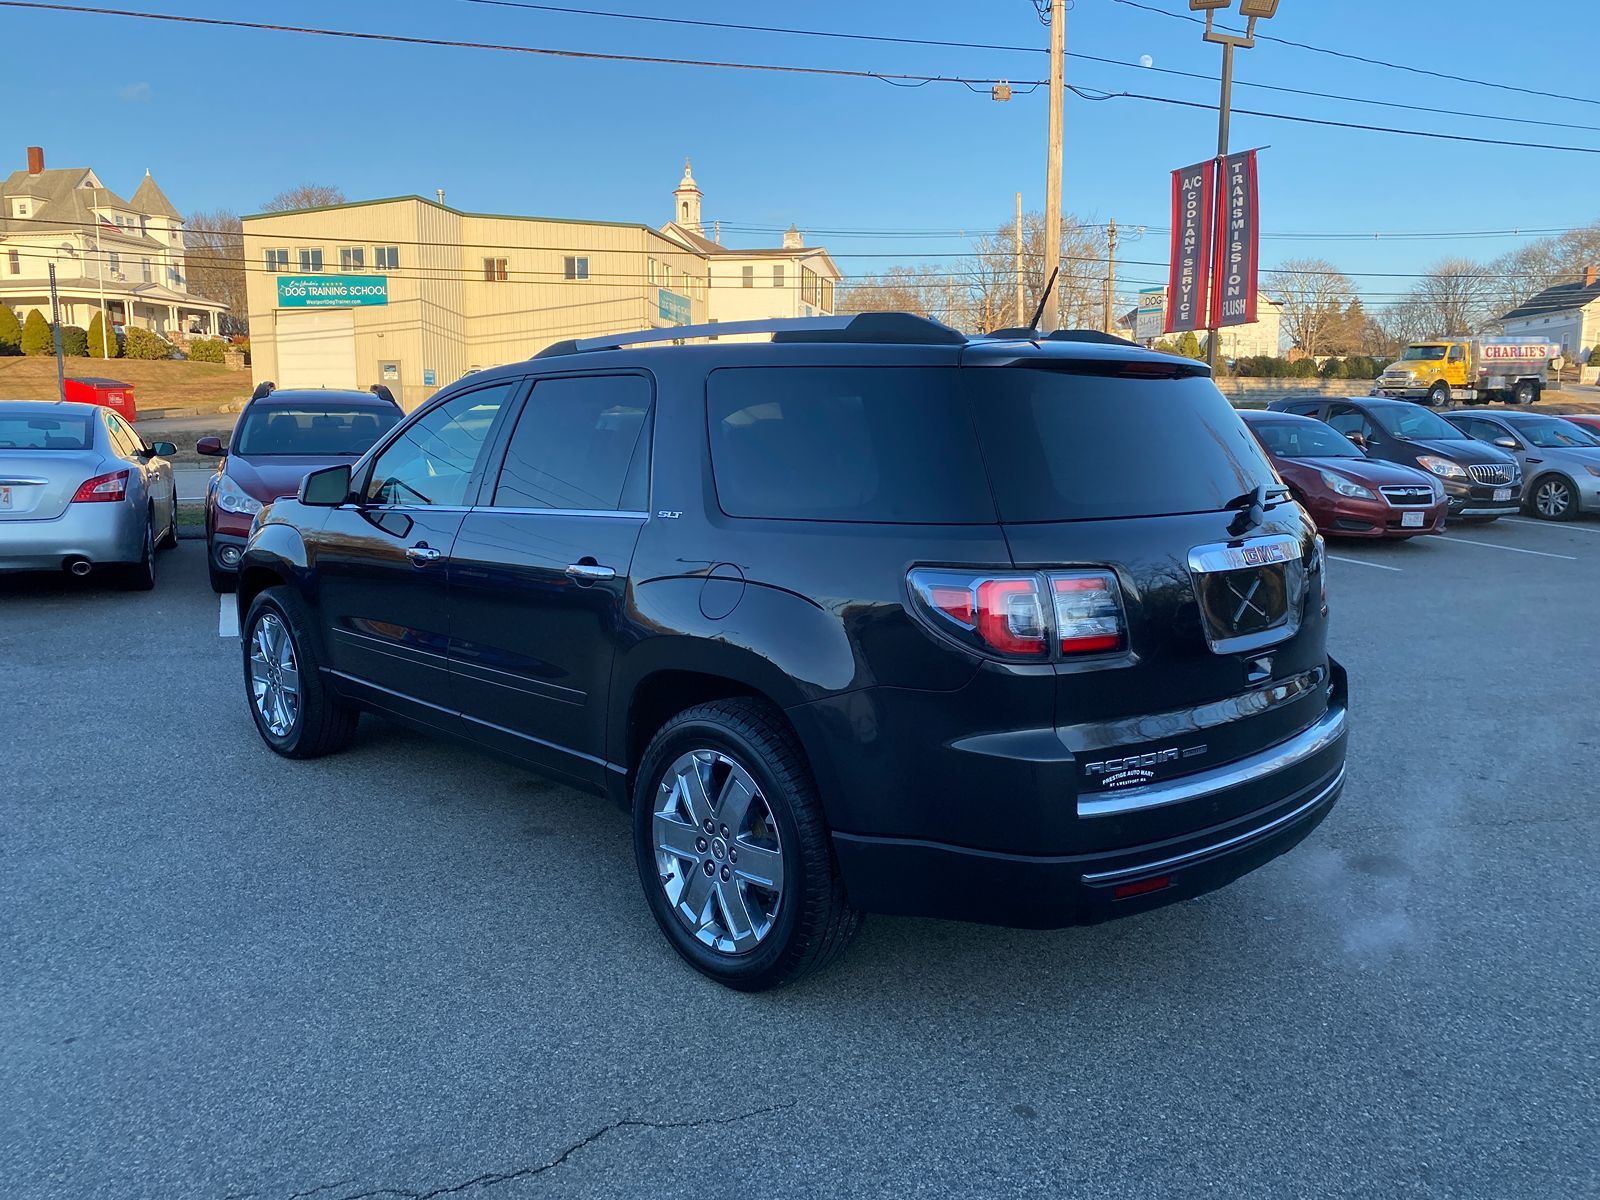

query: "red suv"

left=199, top=384, right=401, bottom=591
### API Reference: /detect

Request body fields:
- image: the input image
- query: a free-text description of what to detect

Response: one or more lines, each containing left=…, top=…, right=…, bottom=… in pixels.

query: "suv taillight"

left=909, top=569, right=1127, bottom=662
left=71, top=470, right=129, bottom=503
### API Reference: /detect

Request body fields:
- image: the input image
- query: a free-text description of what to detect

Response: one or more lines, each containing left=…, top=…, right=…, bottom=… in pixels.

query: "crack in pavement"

left=266, top=1099, right=797, bottom=1200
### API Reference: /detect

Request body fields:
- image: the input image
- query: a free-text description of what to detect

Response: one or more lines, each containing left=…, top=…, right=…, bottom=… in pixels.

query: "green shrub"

left=0, top=305, right=21, bottom=355
left=186, top=338, right=226, bottom=363
left=60, top=325, right=88, bottom=357
left=123, top=327, right=174, bottom=360
left=86, top=312, right=120, bottom=358
left=21, top=310, right=53, bottom=355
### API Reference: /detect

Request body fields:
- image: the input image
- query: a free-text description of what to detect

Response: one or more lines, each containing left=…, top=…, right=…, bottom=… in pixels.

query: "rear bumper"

left=828, top=664, right=1349, bottom=929
left=0, top=503, right=145, bottom=571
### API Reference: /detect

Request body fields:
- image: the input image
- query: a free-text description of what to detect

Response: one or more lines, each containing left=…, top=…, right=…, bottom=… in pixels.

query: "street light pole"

left=1042, top=0, right=1066, bottom=332
left=1192, top=0, right=1280, bottom=375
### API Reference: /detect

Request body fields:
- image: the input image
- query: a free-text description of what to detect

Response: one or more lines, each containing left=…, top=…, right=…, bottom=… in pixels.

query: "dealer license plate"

left=1494, top=487, right=1512, bottom=502
left=1401, top=511, right=1424, bottom=528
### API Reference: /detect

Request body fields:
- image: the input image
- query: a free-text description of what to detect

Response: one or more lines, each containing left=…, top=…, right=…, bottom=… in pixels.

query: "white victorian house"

left=0, top=145, right=225, bottom=338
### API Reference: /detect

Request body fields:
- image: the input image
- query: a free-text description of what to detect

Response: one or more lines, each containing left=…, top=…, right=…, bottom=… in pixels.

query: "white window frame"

left=742, top=265, right=754, bottom=289
left=374, top=245, right=399, bottom=270
left=265, top=248, right=289, bottom=273
left=297, top=247, right=323, bottom=273
left=339, top=246, right=365, bottom=271
left=564, top=255, right=590, bottom=281
left=484, top=257, right=508, bottom=282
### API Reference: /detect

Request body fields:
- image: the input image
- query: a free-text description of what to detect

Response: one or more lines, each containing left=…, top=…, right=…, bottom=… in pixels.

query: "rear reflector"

left=71, top=469, right=129, bottom=503
left=1112, top=875, right=1174, bottom=900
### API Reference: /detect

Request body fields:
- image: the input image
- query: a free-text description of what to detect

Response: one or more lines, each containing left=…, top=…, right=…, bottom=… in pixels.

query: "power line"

left=0, top=1, right=1039, bottom=89
left=12, top=213, right=1594, bottom=281
left=461, top=0, right=1600, bottom=134
left=1110, top=0, right=1600, bottom=110
left=1067, top=85, right=1600, bottom=155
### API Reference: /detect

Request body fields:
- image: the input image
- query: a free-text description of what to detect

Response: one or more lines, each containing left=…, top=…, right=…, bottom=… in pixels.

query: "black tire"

left=1528, top=474, right=1578, bottom=522
left=632, top=697, right=861, bottom=991
left=241, top=586, right=358, bottom=759
left=208, top=556, right=235, bottom=594
left=122, top=516, right=156, bottom=591
left=161, top=494, right=179, bottom=550
left=1427, top=381, right=1450, bottom=407
left=1511, top=380, right=1537, bottom=406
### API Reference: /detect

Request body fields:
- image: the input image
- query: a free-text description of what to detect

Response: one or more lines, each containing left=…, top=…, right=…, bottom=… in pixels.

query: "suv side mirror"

left=196, top=436, right=225, bottom=456
left=1493, top=436, right=1519, bottom=451
left=1344, top=432, right=1367, bottom=449
left=300, top=463, right=353, bottom=506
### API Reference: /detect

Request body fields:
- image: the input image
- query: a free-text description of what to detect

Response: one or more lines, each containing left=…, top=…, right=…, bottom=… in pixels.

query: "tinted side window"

left=491, top=375, right=651, bottom=511
left=706, top=367, right=995, bottom=524
left=365, top=382, right=514, bottom=507
left=107, top=414, right=141, bottom=458
left=1325, top=407, right=1374, bottom=441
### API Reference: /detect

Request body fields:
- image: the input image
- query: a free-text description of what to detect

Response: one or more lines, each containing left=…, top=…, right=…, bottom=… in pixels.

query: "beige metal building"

left=243, top=163, right=838, bottom=409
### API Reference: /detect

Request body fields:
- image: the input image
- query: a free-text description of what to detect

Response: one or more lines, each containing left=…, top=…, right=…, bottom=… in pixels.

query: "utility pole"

left=1042, top=0, right=1065, bottom=331
left=1105, top=218, right=1119, bottom=335
left=1014, top=191, right=1025, bottom=327
left=48, top=264, right=65, bottom=402
left=1206, top=42, right=1234, bottom=376
left=92, top=186, right=109, bottom=357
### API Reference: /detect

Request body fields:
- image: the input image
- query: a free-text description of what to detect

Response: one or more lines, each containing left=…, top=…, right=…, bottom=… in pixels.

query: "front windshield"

left=1514, top=418, right=1600, bottom=449
left=1251, top=419, right=1364, bottom=459
left=234, top=404, right=400, bottom=456
left=1372, top=404, right=1464, bottom=441
left=1401, top=345, right=1448, bottom=361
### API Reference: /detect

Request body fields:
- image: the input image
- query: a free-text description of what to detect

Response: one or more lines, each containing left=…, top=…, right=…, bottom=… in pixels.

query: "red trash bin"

left=63, top=377, right=137, bottom=422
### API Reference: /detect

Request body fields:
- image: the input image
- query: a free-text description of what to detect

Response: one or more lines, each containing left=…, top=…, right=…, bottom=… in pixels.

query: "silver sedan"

left=1443, top=408, right=1600, bottom=521
left=0, top=399, right=179, bottom=587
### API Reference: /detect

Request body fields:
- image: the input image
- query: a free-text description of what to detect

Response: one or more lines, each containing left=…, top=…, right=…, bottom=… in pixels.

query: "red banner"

left=1212, top=150, right=1260, bottom=329
left=1166, top=160, right=1216, bottom=334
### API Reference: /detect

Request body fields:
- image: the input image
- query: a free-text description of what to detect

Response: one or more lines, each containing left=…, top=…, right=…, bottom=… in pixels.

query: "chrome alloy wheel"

left=248, top=612, right=301, bottom=738
left=1534, top=479, right=1572, bottom=519
left=653, top=750, right=785, bottom=954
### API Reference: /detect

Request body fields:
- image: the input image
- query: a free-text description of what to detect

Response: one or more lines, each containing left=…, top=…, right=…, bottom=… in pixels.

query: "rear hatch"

left=961, top=345, right=1332, bottom=843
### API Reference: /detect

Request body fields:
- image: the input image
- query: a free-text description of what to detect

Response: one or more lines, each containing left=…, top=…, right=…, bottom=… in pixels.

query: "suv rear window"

left=969, top=368, right=1278, bottom=522
left=707, top=367, right=995, bottom=523
left=235, top=404, right=400, bottom=456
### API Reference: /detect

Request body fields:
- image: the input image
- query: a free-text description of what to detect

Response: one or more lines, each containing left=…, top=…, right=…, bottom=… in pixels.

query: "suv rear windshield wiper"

left=1225, top=482, right=1292, bottom=535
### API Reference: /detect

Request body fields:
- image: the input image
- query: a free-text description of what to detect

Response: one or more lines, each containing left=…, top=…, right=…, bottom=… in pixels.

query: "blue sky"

left=7, top=0, right=1597, bottom=307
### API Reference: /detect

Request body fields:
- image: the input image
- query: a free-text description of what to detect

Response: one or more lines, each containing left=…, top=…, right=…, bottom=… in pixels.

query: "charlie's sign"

left=277, top=275, right=389, bottom=308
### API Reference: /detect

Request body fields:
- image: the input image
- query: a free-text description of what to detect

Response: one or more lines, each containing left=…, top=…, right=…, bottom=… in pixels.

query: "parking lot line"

left=1442, top=535, right=1577, bottom=561
left=1503, top=517, right=1600, bottom=535
left=218, top=596, right=239, bottom=638
left=1327, top=554, right=1403, bottom=572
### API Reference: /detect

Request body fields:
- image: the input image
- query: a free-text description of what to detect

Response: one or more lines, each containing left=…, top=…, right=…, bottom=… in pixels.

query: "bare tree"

left=260, top=184, right=347, bottom=213
left=839, top=211, right=1106, bottom=335
left=1490, top=220, right=1600, bottom=313
left=1402, top=256, right=1500, bottom=336
left=185, top=209, right=247, bottom=335
left=1266, top=258, right=1355, bottom=358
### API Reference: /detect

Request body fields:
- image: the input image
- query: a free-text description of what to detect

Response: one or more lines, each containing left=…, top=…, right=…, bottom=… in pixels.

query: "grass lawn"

left=0, top=357, right=251, bottom=414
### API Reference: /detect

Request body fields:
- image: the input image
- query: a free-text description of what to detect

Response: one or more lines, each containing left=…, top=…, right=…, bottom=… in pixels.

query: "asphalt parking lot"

left=3, top=524, right=1597, bottom=1200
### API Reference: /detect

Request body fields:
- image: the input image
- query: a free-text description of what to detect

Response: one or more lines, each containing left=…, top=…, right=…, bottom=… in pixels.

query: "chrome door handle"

left=405, top=545, right=444, bottom=563
left=565, top=562, right=616, bottom=582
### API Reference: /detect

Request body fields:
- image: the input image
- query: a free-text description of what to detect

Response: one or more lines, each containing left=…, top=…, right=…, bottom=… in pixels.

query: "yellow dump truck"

left=1378, top=337, right=1558, bottom=407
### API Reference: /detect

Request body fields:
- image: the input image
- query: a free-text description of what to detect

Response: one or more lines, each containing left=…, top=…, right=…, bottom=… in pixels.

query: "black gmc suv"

left=235, top=314, right=1348, bottom=990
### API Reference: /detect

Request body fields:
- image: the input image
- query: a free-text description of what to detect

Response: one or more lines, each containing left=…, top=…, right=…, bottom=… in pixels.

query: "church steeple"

left=673, top=158, right=703, bottom=235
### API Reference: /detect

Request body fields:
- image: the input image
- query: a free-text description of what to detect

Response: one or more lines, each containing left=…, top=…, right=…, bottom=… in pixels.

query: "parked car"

left=199, top=383, right=401, bottom=592
left=1554, top=413, right=1600, bottom=437
left=234, top=314, right=1348, bottom=991
left=1240, top=410, right=1445, bottom=538
left=0, top=399, right=177, bottom=587
left=1268, top=394, right=1521, bottom=522
left=1442, top=408, right=1600, bottom=521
